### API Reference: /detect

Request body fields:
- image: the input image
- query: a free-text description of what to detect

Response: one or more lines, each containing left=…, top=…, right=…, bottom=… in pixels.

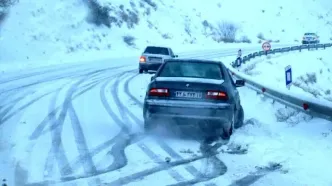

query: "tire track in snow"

left=22, top=69, right=142, bottom=185
left=0, top=90, right=35, bottom=123
left=43, top=69, right=119, bottom=183
left=0, top=89, right=35, bottom=108
left=25, top=150, right=220, bottom=186
left=67, top=99, right=102, bottom=185
left=61, top=71, right=144, bottom=174
left=105, top=150, right=221, bottom=186
left=16, top=67, right=123, bottom=185
left=166, top=144, right=228, bottom=186
left=22, top=71, right=124, bottom=186
left=43, top=71, right=185, bottom=183
left=0, top=89, right=60, bottom=126
left=0, top=67, right=117, bottom=126
left=59, top=75, right=124, bottom=173
left=0, top=73, right=80, bottom=94
left=28, top=66, right=125, bottom=141
left=227, top=163, right=283, bottom=186
left=29, top=74, right=117, bottom=141
left=109, top=72, right=186, bottom=182
left=44, top=87, right=74, bottom=179
left=23, top=68, right=232, bottom=185
left=118, top=71, right=212, bottom=183
left=123, top=71, right=227, bottom=186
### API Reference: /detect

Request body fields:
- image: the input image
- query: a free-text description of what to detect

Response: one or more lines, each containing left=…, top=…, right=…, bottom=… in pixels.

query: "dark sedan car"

left=143, top=59, right=245, bottom=139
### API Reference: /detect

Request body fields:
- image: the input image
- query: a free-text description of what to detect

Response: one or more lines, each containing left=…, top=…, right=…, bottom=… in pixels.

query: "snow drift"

left=0, top=0, right=331, bottom=68
left=233, top=48, right=332, bottom=103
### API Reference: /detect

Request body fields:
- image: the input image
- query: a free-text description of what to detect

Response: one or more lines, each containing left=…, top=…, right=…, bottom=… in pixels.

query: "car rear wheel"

left=144, top=118, right=155, bottom=132
left=139, top=69, right=143, bottom=74
left=234, top=105, right=244, bottom=129
left=221, top=114, right=234, bottom=140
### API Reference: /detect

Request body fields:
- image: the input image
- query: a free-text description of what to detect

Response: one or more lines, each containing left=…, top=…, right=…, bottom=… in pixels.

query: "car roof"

left=164, top=58, right=222, bottom=64
left=145, top=46, right=170, bottom=49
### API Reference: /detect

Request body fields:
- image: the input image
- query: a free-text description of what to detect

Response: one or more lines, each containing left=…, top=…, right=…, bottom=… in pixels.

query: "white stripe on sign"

left=287, top=72, right=291, bottom=81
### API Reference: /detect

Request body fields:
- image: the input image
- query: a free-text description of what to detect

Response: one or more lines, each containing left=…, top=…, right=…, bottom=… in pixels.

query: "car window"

left=158, top=61, right=223, bottom=80
left=169, top=49, right=174, bottom=56
left=144, top=47, right=170, bottom=55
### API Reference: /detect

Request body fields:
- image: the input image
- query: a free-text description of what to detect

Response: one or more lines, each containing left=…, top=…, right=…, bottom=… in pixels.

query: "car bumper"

left=144, top=99, right=233, bottom=124
left=302, top=40, right=318, bottom=44
left=139, top=62, right=163, bottom=71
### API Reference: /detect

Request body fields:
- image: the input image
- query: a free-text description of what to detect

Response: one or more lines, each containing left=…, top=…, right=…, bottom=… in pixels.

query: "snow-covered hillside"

left=0, top=0, right=332, bottom=70
left=232, top=48, right=332, bottom=103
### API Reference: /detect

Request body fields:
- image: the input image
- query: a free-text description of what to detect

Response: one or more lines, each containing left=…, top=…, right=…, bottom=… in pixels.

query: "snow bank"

left=235, top=48, right=332, bottom=103
left=0, top=0, right=331, bottom=72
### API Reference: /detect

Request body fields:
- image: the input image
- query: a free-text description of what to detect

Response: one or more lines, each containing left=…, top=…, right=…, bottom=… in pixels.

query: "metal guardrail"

left=228, top=43, right=332, bottom=121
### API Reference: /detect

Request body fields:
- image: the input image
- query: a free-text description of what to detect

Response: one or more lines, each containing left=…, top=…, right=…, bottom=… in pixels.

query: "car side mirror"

left=150, top=76, right=155, bottom=81
left=235, top=79, right=245, bottom=87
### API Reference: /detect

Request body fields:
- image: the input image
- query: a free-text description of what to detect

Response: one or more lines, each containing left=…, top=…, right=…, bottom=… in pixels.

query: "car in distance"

left=302, top=33, right=320, bottom=44
left=139, top=46, right=178, bottom=74
left=143, top=59, right=245, bottom=139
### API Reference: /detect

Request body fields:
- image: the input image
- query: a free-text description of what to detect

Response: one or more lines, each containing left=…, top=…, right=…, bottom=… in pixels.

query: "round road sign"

left=262, top=41, right=271, bottom=51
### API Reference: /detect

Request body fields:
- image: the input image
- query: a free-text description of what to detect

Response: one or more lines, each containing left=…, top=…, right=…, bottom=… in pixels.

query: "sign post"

left=285, top=65, right=292, bottom=90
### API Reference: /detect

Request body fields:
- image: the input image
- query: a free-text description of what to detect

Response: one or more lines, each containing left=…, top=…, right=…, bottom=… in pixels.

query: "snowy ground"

left=1, top=52, right=332, bottom=186
left=229, top=48, right=332, bottom=103
left=1, top=0, right=332, bottom=185
left=0, top=0, right=332, bottom=71
left=0, top=43, right=294, bottom=75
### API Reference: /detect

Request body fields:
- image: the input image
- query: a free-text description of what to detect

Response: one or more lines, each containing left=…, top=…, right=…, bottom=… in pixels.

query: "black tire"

left=234, top=105, right=244, bottom=129
left=144, top=118, right=155, bottom=132
left=221, top=113, right=235, bottom=140
left=139, top=69, right=143, bottom=74
left=221, top=124, right=233, bottom=140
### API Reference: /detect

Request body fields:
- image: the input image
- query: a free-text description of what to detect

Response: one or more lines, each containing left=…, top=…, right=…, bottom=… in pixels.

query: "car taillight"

left=148, top=88, right=169, bottom=96
left=206, top=91, right=228, bottom=99
left=139, top=56, right=146, bottom=62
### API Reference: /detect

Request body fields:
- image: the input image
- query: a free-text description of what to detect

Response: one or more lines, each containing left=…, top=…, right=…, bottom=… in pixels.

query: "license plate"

left=149, top=58, right=162, bottom=62
left=175, top=91, right=202, bottom=98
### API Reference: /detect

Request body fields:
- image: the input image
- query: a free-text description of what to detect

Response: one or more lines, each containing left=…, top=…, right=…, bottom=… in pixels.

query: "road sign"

left=262, top=41, right=271, bottom=51
left=285, top=65, right=292, bottom=89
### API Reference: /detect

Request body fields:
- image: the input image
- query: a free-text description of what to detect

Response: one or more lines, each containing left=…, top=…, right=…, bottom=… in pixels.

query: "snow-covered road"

left=1, top=54, right=332, bottom=186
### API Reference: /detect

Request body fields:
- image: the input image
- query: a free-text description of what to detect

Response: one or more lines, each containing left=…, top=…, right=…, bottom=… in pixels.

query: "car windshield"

left=144, top=47, right=170, bottom=55
left=304, top=33, right=315, bottom=35
left=158, top=61, right=223, bottom=80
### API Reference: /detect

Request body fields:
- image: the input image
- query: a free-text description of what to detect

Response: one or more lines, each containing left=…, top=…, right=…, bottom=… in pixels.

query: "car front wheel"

left=139, top=69, right=143, bottom=74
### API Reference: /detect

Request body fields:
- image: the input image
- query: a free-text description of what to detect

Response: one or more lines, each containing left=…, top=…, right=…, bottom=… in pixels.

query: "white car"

left=302, top=33, right=320, bottom=44
left=138, top=46, right=178, bottom=73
